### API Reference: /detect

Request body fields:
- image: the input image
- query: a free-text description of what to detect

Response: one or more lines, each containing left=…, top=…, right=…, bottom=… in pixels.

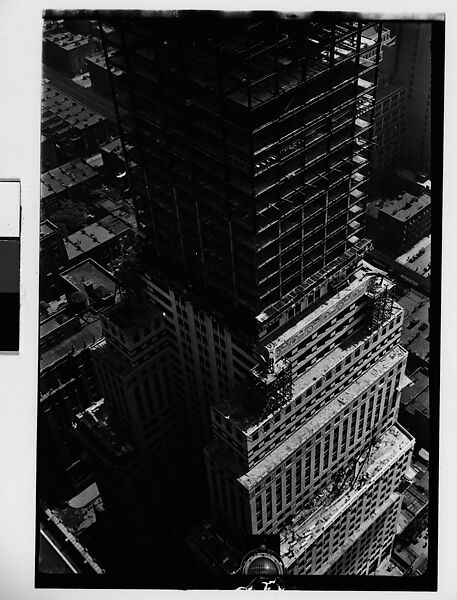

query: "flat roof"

left=40, top=295, right=68, bottom=322
left=100, top=137, right=126, bottom=157
left=63, top=216, right=130, bottom=261
left=100, top=214, right=130, bottom=235
left=404, top=387, right=429, bottom=419
left=60, top=259, right=116, bottom=297
left=401, top=368, right=429, bottom=407
left=40, top=317, right=102, bottom=372
left=113, top=208, right=137, bottom=229
left=99, top=198, right=120, bottom=213
left=397, top=456, right=429, bottom=535
left=396, top=235, right=431, bottom=278
left=397, top=169, right=431, bottom=191
left=86, top=49, right=124, bottom=76
left=68, top=482, right=100, bottom=510
left=40, top=310, right=76, bottom=338
left=40, top=220, right=59, bottom=238
left=378, top=192, right=430, bottom=222
left=397, top=289, right=429, bottom=363
left=45, top=31, right=94, bottom=51
left=41, top=158, right=99, bottom=199
left=85, top=153, right=104, bottom=170
left=42, top=82, right=105, bottom=131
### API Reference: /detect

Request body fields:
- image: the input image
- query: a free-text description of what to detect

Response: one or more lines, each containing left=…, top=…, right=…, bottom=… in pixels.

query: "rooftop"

left=40, top=219, right=59, bottom=238
left=396, top=169, right=431, bottom=192
left=401, top=368, right=429, bottom=408
left=378, top=192, right=430, bottom=222
left=85, top=153, right=104, bottom=170
left=40, top=309, right=78, bottom=339
left=60, top=259, right=117, bottom=298
left=45, top=31, right=94, bottom=51
left=42, top=82, right=105, bottom=131
left=402, top=374, right=429, bottom=421
left=54, top=483, right=102, bottom=535
left=113, top=207, right=137, bottom=229
left=397, top=289, right=429, bottom=363
left=86, top=48, right=124, bottom=76
left=41, top=158, right=99, bottom=199
left=280, top=424, right=414, bottom=566
left=396, top=454, right=429, bottom=534
left=64, top=215, right=131, bottom=261
left=396, top=235, right=431, bottom=278
left=100, top=136, right=127, bottom=158
left=40, top=295, right=68, bottom=321
left=40, top=316, right=102, bottom=372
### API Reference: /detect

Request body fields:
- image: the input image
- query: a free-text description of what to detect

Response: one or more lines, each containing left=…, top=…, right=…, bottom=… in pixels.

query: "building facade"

left=41, top=81, right=110, bottom=168
left=366, top=191, right=431, bottom=256
left=371, top=80, right=408, bottom=184
left=376, top=22, right=432, bottom=173
left=43, top=30, right=98, bottom=75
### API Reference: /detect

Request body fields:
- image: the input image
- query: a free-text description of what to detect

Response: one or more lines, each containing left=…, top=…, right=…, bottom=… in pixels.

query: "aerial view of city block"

left=37, top=13, right=438, bottom=589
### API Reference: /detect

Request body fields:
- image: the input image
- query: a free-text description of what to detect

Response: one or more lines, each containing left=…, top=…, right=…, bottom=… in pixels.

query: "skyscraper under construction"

left=76, top=14, right=415, bottom=576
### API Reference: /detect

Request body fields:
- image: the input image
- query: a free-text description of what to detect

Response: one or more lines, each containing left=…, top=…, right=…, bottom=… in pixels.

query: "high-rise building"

left=76, top=15, right=416, bottom=576
left=376, top=22, right=432, bottom=173
left=74, top=291, right=182, bottom=541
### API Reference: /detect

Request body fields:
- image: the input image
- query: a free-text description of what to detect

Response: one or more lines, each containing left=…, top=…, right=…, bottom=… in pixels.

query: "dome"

left=245, top=556, right=280, bottom=576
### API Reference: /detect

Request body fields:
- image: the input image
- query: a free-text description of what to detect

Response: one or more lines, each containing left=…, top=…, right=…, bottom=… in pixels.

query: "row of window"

left=249, top=355, right=403, bottom=527
left=240, top=313, right=402, bottom=467
left=326, top=496, right=399, bottom=575
left=306, top=452, right=408, bottom=572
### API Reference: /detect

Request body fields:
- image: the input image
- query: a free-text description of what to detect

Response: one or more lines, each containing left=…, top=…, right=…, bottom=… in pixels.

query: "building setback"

left=74, top=16, right=417, bottom=576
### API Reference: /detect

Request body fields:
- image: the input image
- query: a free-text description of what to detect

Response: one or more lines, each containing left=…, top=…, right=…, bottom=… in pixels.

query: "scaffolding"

left=261, top=359, right=293, bottom=419
left=237, top=357, right=293, bottom=421
left=366, top=276, right=394, bottom=331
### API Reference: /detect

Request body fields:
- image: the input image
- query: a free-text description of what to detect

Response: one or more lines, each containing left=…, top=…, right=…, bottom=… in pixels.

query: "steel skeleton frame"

left=99, top=17, right=383, bottom=334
